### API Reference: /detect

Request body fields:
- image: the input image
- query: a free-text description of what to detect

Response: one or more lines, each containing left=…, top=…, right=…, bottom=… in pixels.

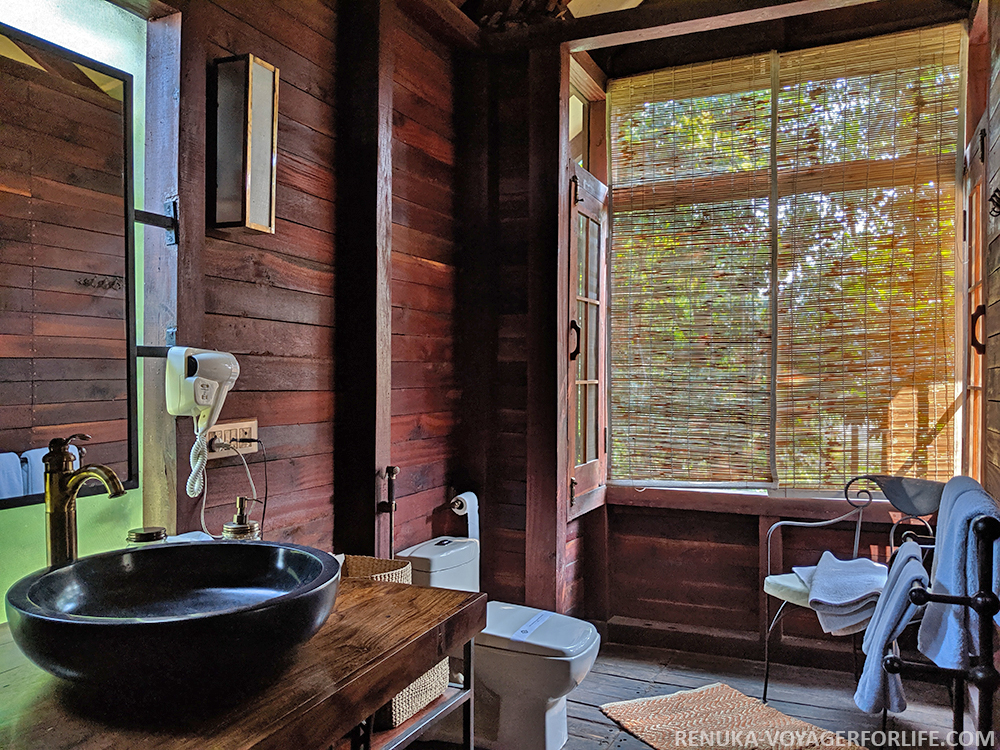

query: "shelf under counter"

left=369, top=684, right=470, bottom=750
left=0, top=578, right=486, bottom=750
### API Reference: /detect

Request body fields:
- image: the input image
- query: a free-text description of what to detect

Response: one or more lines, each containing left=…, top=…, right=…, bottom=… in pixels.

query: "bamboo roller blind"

left=608, top=25, right=962, bottom=489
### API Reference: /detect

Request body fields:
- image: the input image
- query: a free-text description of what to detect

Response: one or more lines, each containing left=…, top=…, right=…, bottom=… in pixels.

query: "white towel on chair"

left=918, top=478, right=1000, bottom=670
left=0, top=452, right=24, bottom=499
left=795, top=551, right=887, bottom=609
left=855, top=540, right=928, bottom=714
left=793, top=552, right=886, bottom=635
left=816, top=602, right=877, bottom=636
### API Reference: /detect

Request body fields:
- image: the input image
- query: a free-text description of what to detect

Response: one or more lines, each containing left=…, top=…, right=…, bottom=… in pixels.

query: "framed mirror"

left=0, top=22, right=137, bottom=509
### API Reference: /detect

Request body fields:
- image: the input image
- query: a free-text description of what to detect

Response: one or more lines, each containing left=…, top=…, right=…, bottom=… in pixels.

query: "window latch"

left=971, top=304, right=986, bottom=355
left=569, top=320, right=581, bottom=360
left=989, top=188, right=1000, bottom=217
left=570, top=477, right=577, bottom=506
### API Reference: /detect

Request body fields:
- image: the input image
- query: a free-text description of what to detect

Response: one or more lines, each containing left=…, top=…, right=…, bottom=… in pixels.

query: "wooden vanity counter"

left=0, top=579, right=487, bottom=749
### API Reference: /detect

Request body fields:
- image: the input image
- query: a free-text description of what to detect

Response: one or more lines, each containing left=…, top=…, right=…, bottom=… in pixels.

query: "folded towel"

left=855, top=540, right=928, bottom=714
left=22, top=445, right=79, bottom=495
left=794, top=551, right=887, bottom=610
left=817, top=602, right=876, bottom=635
left=830, top=616, right=873, bottom=637
left=0, top=452, right=24, bottom=499
left=918, top=478, right=1000, bottom=669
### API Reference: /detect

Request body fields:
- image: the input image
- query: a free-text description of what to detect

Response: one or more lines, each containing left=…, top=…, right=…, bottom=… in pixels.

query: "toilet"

left=397, top=536, right=601, bottom=750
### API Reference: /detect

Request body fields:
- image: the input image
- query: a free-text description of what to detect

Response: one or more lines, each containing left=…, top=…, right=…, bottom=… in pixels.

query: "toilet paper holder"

left=448, top=491, right=480, bottom=541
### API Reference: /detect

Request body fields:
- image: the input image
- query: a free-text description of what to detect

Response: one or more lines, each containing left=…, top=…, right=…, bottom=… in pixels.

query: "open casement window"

left=963, top=114, right=987, bottom=481
left=608, top=25, right=964, bottom=491
left=569, top=164, right=609, bottom=518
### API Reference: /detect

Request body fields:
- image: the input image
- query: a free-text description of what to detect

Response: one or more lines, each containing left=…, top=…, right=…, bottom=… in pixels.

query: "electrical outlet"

left=206, top=419, right=258, bottom=459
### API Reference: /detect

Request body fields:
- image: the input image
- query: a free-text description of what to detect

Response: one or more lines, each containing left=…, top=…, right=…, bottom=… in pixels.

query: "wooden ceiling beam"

left=396, top=0, right=482, bottom=48
left=570, top=50, right=607, bottom=98
left=484, top=0, right=902, bottom=52
left=103, top=0, right=177, bottom=20
left=596, top=0, right=972, bottom=78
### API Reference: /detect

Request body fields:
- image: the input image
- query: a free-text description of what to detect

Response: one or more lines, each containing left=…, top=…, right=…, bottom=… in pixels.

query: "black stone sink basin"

left=4, top=541, right=340, bottom=691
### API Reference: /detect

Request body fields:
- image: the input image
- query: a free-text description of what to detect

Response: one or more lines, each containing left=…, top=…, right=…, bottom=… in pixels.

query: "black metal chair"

left=761, top=474, right=944, bottom=703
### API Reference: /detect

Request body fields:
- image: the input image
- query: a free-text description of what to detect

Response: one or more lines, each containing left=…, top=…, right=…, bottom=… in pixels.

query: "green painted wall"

left=0, top=0, right=148, bottom=624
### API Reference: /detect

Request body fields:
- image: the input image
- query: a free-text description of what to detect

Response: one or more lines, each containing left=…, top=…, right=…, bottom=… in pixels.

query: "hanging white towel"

left=928, top=475, right=983, bottom=583
left=0, top=453, right=24, bottom=499
left=22, top=445, right=79, bottom=495
left=918, top=478, right=1000, bottom=670
left=855, top=540, right=928, bottom=714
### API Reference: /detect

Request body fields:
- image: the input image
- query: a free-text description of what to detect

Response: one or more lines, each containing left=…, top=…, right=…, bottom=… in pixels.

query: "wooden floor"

left=564, top=644, right=955, bottom=749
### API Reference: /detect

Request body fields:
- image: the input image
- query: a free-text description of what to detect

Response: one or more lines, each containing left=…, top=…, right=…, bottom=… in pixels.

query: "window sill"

left=605, top=482, right=915, bottom=524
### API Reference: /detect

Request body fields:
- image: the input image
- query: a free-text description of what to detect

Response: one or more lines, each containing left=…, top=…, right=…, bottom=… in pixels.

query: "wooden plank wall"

left=171, top=0, right=337, bottom=550
left=462, top=50, right=589, bottom=614
left=564, top=516, right=585, bottom=616
left=604, top=500, right=895, bottom=667
left=390, top=7, right=464, bottom=552
left=609, top=507, right=760, bottom=636
left=0, top=51, right=128, bottom=476
left=474, top=53, right=533, bottom=606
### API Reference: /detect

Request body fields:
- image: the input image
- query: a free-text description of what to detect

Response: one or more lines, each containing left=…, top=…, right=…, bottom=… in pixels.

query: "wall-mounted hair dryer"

left=166, top=346, right=240, bottom=498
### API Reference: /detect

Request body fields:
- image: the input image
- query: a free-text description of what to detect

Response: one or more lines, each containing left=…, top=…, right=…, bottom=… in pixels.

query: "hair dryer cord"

left=187, top=430, right=209, bottom=498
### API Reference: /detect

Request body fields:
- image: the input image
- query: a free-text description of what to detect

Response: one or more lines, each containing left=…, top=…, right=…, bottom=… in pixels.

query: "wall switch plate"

left=206, top=419, right=258, bottom=459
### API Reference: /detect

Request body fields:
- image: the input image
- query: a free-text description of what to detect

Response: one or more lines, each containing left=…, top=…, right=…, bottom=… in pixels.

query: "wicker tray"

left=341, top=555, right=449, bottom=730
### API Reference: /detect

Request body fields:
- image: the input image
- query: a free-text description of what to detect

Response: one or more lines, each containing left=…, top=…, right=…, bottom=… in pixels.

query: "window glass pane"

left=576, top=384, right=586, bottom=465
left=774, top=29, right=960, bottom=487
left=588, top=217, right=600, bottom=299
left=587, top=384, right=599, bottom=462
left=607, top=25, right=962, bottom=489
left=577, top=213, right=587, bottom=298
left=570, top=88, right=588, bottom=168
left=587, top=302, right=599, bottom=381
left=608, top=54, right=775, bottom=484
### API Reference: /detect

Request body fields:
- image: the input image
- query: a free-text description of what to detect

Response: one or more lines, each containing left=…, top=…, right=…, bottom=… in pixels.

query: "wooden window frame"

left=962, top=112, right=987, bottom=482
left=566, top=52, right=609, bottom=522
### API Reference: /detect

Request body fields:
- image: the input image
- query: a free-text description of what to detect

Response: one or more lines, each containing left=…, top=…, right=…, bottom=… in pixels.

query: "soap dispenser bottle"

left=222, top=496, right=260, bottom=540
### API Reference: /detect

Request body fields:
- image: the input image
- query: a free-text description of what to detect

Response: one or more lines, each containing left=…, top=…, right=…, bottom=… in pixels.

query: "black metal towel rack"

left=883, top=516, right=1000, bottom=747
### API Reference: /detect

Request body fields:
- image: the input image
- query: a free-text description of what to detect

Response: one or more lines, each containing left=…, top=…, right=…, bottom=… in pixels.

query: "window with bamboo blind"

left=608, top=25, right=963, bottom=490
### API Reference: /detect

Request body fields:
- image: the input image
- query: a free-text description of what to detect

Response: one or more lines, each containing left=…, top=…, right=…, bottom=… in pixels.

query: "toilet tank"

left=397, top=537, right=480, bottom=592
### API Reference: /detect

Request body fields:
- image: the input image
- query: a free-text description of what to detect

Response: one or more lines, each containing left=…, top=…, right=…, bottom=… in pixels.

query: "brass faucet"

left=44, top=434, right=126, bottom=568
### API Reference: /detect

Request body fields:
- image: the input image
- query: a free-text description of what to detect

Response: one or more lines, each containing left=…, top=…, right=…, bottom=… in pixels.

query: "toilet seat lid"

left=480, top=601, right=599, bottom=658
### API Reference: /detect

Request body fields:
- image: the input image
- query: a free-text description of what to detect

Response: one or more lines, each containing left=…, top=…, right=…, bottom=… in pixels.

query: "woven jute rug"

left=601, top=682, right=867, bottom=750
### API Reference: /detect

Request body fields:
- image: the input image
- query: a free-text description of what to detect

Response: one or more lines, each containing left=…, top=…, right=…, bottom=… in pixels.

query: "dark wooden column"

left=334, top=0, right=395, bottom=555
left=454, top=53, right=496, bottom=504
left=524, top=45, right=571, bottom=611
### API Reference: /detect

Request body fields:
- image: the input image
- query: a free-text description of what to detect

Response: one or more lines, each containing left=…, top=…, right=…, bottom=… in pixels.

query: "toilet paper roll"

left=450, top=491, right=479, bottom=542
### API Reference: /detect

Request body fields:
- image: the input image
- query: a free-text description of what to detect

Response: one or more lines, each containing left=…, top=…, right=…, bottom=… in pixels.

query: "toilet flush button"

left=510, top=611, right=553, bottom=643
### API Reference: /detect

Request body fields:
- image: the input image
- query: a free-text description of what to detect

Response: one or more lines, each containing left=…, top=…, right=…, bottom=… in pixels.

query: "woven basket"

left=342, top=555, right=449, bottom=730
left=342, top=555, right=411, bottom=584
